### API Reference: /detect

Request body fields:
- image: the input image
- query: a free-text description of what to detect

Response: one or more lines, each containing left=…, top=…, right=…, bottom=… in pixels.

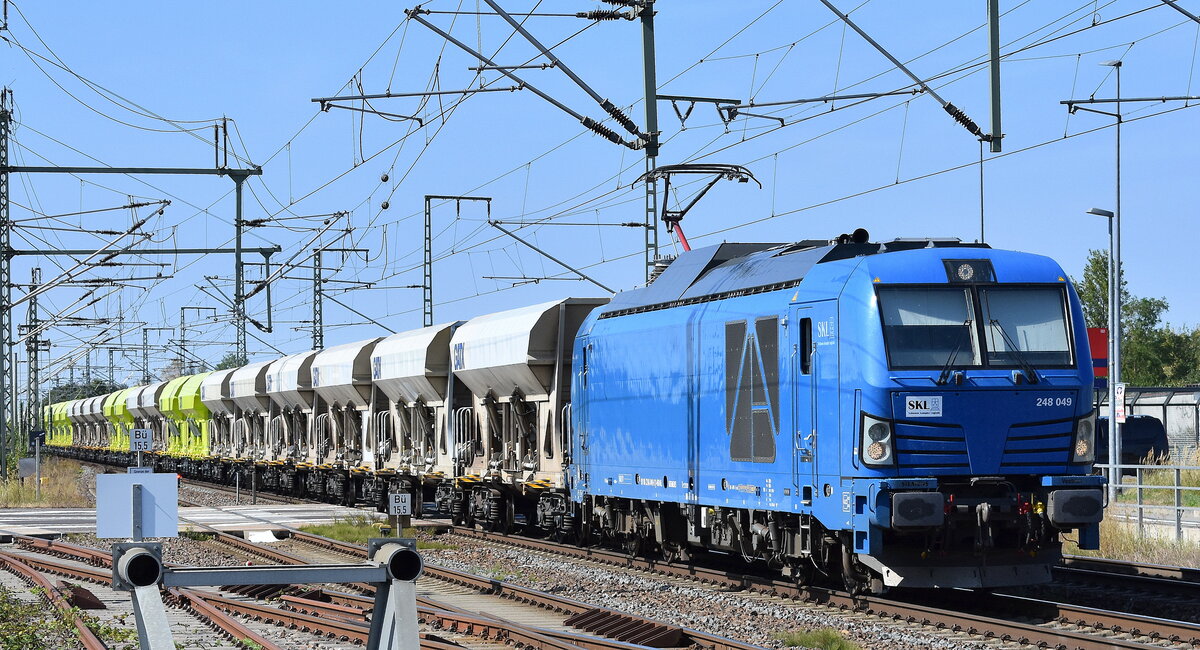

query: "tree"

left=215, top=352, right=247, bottom=370
left=1073, top=249, right=1200, bottom=386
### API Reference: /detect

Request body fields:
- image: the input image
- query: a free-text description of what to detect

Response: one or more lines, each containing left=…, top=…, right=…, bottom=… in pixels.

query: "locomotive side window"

left=800, top=317, right=812, bottom=375
left=980, top=286, right=1073, bottom=367
left=879, top=287, right=981, bottom=368
left=724, top=318, right=780, bottom=463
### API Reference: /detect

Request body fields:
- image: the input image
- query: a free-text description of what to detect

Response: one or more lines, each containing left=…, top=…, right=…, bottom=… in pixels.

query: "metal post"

left=313, top=250, right=324, bottom=349
left=34, top=438, right=40, bottom=500
left=9, top=351, right=16, bottom=460
left=641, top=1, right=660, bottom=282
left=987, top=0, right=1002, bottom=152
left=423, top=199, right=432, bottom=327
left=142, top=328, right=151, bottom=385
left=1175, top=467, right=1183, bottom=542
left=179, top=308, right=187, bottom=373
left=132, top=483, right=143, bottom=542
left=1112, top=63, right=1123, bottom=484
left=233, top=174, right=248, bottom=362
left=423, top=196, right=490, bottom=327
left=26, top=268, right=41, bottom=442
left=108, top=349, right=115, bottom=384
left=1136, top=467, right=1143, bottom=537
left=1, top=88, right=12, bottom=481
left=1107, top=213, right=1117, bottom=501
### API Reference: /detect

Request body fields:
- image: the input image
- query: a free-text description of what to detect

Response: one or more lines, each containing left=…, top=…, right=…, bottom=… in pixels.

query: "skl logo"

left=908, top=399, right=929, bottom=410
left=452, top=342, right=465, bottom=371
left=816, top=317, right=835, bottom=338
left=372, top=356, right=382, bottom=380
left=312, top=368, right=320, bottom=387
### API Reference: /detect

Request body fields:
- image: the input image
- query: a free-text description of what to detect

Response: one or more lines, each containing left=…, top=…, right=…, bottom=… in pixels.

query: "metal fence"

left=1096, top=462, right=1200, bottom=542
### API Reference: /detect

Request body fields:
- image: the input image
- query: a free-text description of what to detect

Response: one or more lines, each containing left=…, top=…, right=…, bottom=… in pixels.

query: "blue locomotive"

left=48, top=231, right=1104, bottom=593
left=569, top=232, right=1104, bottom=592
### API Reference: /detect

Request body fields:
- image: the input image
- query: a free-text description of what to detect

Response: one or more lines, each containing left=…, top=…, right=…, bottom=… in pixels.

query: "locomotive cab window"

left=979, top=286, right=1073, bottom=367
left=878, top=287, right=981, bottom=368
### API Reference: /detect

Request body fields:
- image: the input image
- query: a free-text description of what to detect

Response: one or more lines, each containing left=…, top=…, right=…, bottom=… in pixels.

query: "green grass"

left=772, top=628, right=860, bottom=650
left=1114, top=449, right=1200, bottom=507
left=1063, top=517, right=1200, bottom=567
left=298, top=515, right=457, bottom=550
left=0, top=457, right=90, bottom=508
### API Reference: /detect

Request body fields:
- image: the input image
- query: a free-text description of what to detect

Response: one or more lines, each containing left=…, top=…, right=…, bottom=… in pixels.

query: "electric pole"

left=313, top=250, right=323, bottom=350
left=640, top=1, right=661, bottom=282
left=180, top=306, right=217, bottom=374
left=1, top=88, right=13, bottom=479
left=423, top=196, right=490, bottom=327
left=310, top=247, right=371, bottom=349
left=22, top=267, right=50, bottom=439
left=142, top=327, right=173, bottom=384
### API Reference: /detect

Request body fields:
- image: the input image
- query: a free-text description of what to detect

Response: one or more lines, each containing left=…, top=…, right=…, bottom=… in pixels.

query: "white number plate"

left=1035, top=396, right=1073, bottom=407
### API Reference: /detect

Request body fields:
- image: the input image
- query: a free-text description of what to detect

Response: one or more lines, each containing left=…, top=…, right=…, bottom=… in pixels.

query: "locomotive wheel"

left=659, top=540, right=684, bottom=564
left=622, top=533, right=642, bottom=557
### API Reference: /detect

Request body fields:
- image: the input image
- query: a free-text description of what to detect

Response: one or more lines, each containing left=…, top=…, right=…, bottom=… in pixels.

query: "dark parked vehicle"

left=1096, top=415, right=1170, bottom=465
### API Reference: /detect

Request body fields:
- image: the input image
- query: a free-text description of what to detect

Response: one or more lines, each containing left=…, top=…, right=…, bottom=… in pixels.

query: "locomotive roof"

left=599, top=238, right=989, bottom=318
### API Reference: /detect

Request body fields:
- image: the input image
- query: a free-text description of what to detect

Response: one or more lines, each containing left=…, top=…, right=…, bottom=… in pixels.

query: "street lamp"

left=1087, top=207, right=1120, bottom=498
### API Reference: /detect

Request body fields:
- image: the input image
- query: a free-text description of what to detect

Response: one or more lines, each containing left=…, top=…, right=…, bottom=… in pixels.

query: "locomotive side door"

left=792, top=299, right=838, bottom=503
left=791, top=304, right=816, bottom=501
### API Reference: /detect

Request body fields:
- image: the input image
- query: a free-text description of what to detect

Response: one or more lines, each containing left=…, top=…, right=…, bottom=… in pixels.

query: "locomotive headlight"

left=860, top=413, right=894, bottom=467
left=1072, top=410, right=1097, bottom=464
left=867, top=422, right=889, bottom=441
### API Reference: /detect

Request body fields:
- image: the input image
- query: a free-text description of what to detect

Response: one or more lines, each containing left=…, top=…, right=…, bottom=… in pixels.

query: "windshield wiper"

left=936, top=319, right=972, bottom=385
left=988, top=319, right=1040, bottom=384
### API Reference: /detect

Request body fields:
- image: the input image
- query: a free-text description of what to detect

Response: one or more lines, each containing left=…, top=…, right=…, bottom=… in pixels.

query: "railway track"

left=201, top=519, right=765, bottom=650
left=0, top=518, right=764, bottom=650
left=67, top=456, right=1200, bottom=648
left=445, top=526, right=1200, bottom=650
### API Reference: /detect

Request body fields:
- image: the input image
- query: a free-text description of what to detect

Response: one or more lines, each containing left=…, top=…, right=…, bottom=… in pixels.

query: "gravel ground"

left=419, top=535, right=993, bottom=650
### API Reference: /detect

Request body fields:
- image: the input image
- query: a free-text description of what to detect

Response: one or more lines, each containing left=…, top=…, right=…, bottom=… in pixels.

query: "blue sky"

left=4, top=1, right=1199, bottom=384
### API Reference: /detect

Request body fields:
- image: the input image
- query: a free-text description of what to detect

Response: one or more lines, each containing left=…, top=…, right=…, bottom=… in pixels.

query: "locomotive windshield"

left=979, top=286, right=1072, bottom=367
left=878, top=285, right=1073, bottom=369
left=878, top=287, right=981, bottom=368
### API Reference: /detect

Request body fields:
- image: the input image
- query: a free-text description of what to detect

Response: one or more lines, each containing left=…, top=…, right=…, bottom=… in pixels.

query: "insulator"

left=576, top=9, right=628, bottom=20
left=601, top=99, right=641, bottom=136
left=943, top=102, right=983, bottom=137
left=582, top=116, right=624, bottom=146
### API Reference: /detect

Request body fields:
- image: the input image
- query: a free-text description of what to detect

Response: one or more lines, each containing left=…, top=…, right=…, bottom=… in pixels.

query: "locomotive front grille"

left=1000, top=419, right=1074, bottom=471
left=892, top=423, right=968, bottom=475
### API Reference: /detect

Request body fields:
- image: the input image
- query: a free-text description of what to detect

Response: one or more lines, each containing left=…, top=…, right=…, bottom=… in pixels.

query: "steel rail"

left=286, top=530, right=768, bottom=650
left=1060, top=554, right=1200, bottom=583
left=1052, top=564, right=1200, bottom=600
left=0, top=551, right=108, bottom=649
left=448, top=527, right=1194, bottom=650
left=0, top=548, right=113, bottom=583
left=168, top=588, right=285, bottom=650
left=291, top=586, right=656, bottom=650
left=185, top=589, right=372, bottom=643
